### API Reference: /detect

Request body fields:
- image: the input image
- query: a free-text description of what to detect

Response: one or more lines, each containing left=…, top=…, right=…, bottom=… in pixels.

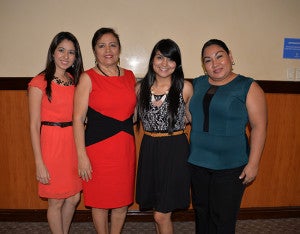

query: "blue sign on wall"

left=283, top=38, right=300, bottom=59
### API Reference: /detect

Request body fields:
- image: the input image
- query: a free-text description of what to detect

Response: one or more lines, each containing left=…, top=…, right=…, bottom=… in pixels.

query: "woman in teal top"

left=188, top=39, right=267, bottom=234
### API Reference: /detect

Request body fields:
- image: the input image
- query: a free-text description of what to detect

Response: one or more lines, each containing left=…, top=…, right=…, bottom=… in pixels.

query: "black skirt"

left=136, top=133, right=191, bottom=213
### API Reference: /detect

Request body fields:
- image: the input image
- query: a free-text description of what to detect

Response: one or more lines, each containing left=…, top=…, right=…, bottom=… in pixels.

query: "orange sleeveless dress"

left=28, top=74, right=82, bottom=198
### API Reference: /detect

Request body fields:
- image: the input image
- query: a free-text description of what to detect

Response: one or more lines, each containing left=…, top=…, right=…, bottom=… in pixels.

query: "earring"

left=72, top=64, right=74, bottom=68
left=232, top=61, right=235, bottom=65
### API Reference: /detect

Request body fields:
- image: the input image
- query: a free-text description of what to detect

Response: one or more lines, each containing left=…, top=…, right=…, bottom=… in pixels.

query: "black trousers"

left=190, top=164, right=246, bottom=234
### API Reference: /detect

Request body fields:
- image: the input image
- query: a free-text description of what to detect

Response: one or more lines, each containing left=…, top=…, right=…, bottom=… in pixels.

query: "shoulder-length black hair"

left=137, top=39, right=184, bottom=133
left=41, top=31, right=84, bottom=101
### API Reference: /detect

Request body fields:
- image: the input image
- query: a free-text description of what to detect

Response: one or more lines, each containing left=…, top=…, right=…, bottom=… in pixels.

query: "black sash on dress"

left=85, top=107, right=134, bottom=147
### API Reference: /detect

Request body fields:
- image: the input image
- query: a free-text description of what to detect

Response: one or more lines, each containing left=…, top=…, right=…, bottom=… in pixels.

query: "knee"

left=112, top=206, right=128, bottom=216
left=48, top=198, right=65, bottom=209
left=65, top=193, right=81, bottom=206
left=154, top=212, right=171, bottom=225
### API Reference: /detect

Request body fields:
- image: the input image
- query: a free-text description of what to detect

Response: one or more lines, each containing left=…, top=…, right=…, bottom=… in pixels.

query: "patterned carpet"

left=0, top=218, right=299, bottom=234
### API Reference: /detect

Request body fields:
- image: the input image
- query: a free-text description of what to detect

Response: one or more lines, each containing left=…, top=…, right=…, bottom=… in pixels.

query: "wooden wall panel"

left=0, top=90, right=299, bottom=210
left=0, top=91, right=46, bottom=209
left=241, top=94, right=300, bottom=207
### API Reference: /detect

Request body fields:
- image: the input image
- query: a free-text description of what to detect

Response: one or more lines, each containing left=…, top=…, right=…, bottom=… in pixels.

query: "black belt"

left=41, top=121, right=72, bottom=128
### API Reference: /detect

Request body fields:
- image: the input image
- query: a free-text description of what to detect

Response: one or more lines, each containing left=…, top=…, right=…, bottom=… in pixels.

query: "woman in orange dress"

left=28, top=32, right=84, bottom=234
left=73, top=28, right=136, bottom=233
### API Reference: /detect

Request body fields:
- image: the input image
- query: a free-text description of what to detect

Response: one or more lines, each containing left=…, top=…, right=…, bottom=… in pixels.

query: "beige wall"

left=0, top=0, right=299, bottom=80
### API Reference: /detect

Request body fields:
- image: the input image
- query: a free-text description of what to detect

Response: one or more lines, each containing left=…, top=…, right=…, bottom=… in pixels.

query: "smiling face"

left=94, top=33, right=120, bottom=67
left=202, top=44, right=234, bottom=83
left=53, top=39, right=76, bottom=73
left=152, top=51, right=176, bottom=79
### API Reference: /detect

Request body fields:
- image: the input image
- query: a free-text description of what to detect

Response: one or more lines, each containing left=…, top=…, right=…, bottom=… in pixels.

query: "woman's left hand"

left=239, top=163, right=259, bottom=185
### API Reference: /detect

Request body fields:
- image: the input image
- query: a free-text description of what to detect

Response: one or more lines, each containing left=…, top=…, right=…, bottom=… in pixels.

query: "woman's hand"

left=36, top=162, right=50, bottom=184
left=239, top=163, right=259, bottom=185
left=78, top=154, right=93, bottom=182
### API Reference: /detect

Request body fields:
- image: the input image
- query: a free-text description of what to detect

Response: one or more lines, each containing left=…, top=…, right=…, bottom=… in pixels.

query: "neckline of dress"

left=96, top=64, right=120, bottom=77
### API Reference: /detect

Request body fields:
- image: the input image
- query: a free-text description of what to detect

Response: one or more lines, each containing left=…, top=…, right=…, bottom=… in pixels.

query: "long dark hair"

left=41, top=32, right=84, bottom=101
left=137, top=39, right=184, bottom=133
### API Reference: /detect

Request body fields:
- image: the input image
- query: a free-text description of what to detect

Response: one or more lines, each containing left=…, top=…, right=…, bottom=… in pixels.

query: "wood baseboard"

left=0, top=207, right=299, bottom=222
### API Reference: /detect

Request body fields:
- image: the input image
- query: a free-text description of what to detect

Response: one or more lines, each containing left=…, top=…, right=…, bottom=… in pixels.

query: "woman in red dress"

left=73, top=28, right=136, bottom=233
left=28, top=32, right=84, bottom=233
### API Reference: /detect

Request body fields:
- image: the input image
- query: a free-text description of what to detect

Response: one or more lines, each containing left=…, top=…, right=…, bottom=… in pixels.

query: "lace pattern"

left=140, top=93, right=186, bottom=132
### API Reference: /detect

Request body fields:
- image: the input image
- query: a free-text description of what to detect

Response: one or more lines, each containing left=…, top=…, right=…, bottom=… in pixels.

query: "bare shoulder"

left=77, top=72, right=91, bottom=89
left=184, top=79, right=193, bottom=89
left=183, top=79, right=193, bottom=96
left=135, top=80, right=141, bottom=95
left=246, top=81, right=267, bottom=115
left=79, top=71, right=91, bottom=83
left=248, top=81, right=265, bottom=99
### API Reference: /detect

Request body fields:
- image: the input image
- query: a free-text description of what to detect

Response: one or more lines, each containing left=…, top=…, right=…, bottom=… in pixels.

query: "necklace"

left=96, top=63, right=120, bottom=77
left=53, top=75, right=74, bottom=86
left=151, top=89, right=169, bottom=107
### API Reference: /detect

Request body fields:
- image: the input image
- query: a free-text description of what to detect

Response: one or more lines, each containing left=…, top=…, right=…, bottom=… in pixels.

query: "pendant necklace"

left=97, top=63, right=120, bottom=77
left=151, top=89, right=169, bottom=107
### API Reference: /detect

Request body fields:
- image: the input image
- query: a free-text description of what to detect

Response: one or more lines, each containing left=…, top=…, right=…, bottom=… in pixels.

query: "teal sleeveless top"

left=188, top=75, right=254, bottom=170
